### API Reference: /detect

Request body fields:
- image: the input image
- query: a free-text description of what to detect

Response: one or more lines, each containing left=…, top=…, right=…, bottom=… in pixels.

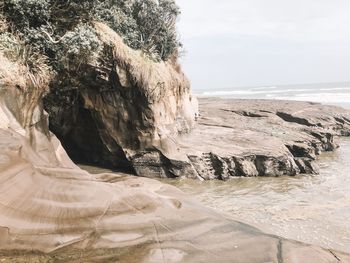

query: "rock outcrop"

left=121, top=98, right=350, bottom=179
left=46, top=55, right=350, bottom=180
left=175, top=98, right=350, bottom=180
left=42, top=23, right=350, bottom=180
left=1, top=62, right=350, bottom=263
left=44, top=22, right=198, bottom=172
left=127, top=98, right=350, bottom=179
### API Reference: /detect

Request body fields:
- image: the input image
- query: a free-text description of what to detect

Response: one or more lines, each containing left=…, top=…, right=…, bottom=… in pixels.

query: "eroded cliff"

left=45, top=22, right=198, bottom=175
left=44, top=24, right=350, bottom=180
left=1, top=52, right=350, bottom=263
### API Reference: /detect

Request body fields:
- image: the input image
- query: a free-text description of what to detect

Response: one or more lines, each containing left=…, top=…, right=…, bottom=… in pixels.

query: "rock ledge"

left=139, top=98, right=350, bottom=180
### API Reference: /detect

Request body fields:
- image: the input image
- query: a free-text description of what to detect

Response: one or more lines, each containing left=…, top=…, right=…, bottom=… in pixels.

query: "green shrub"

left=60, top=24, right=101, bottom=66
left=130, top=0, right=180, bottom=60
left=0, top=31, right=51, bottom=89
left=3, top=0, right=51, bottom=28
left=0, top=0, right=182, bottom=93
left=0, top=32, right=21, bottom=60
left=2, top=0, right=180, bottom=63
left=92, top=0, right=180, bottom=61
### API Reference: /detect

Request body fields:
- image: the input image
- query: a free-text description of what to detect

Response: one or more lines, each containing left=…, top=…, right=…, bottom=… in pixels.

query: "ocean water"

left=196, top=82, right=350, bottom=109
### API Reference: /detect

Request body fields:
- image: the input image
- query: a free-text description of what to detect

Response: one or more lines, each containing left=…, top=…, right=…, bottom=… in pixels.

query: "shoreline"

left=79, top=97, right=350, bottom=179
left=192, top=82, right=350, bottom=110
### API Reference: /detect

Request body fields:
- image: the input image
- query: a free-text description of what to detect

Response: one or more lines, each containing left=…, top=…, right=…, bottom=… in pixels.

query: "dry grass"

left=0, top=47, right=52, bottom=130
left=94, top=22, right=190, bottom=103
left=0, top=52, right=27, bottom=88
left=23, top=49, right=52, bottom=91
left=0, top=17, right=7, bottom=33
left=0, top=33, right=52, bottom=91
left=0, top=50, right=51, bottom=92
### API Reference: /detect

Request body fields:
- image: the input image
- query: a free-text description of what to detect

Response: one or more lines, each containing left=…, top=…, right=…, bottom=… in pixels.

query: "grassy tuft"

left=0, top=33, right=52, bottom=91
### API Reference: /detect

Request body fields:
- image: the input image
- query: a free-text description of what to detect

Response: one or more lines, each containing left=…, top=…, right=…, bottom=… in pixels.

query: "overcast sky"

left=176, top=0, right=350, bottom=90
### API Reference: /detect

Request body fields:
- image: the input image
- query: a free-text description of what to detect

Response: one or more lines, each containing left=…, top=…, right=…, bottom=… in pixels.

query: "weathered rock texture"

left=42, top=23, right=350, bottom=180
left=47, top=60, right=350, bottom=180
left=44, top=22, right=198, bottom=171
left=122, top=98, right=350, bottom=179
left=174, top=98, right=350, bottom=180
left=1, top=69, right=350, bottom=263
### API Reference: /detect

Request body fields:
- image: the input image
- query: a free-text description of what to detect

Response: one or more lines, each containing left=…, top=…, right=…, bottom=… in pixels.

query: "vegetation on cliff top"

left=0, top=0, right=181, bottom=89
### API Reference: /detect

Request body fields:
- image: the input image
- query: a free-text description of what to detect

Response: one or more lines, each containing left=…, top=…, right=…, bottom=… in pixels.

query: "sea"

left=195, top=82, right=350, bottom=109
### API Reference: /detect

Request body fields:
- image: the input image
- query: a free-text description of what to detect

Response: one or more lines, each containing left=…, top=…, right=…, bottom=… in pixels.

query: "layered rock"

left=1, top=63, right=350, bottom=263
left=46, top=57, right=350, bottom=179
left=44, top=22, right=198, bottom=171
left=174, top=98, right=350, bottom=180
left=127, top=98, right=350, bottom=179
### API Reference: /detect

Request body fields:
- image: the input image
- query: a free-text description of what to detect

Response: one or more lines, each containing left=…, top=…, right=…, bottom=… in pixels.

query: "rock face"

left=42, top=23, right=350, bottom=179
left=47, top=59, right=350, bottom=179
left=1, top=73, right=350, bottom=263
left=175, top=98, right=350, bottom=180
left=130, top=98, right=350, bottom=179
left=44, top=22, right=198, bottom=171
left=122, top=98, right=350, bottom=179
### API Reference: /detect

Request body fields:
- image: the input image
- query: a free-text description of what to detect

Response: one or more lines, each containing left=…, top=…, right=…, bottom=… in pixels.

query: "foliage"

left=3, top=0, right=51, bottom=28
left=0, top=0, right=181, bottom=94
left=0, top=32, right=20, bottom=60
left=60, top=24, right=101, bottom=67
left=0, top=32, right=51, bottom=90
left=93, top=0, right=180, bottom=60
left=0, top=13, right=7, bottom=33
left=1, top=0, right=181, bottom=65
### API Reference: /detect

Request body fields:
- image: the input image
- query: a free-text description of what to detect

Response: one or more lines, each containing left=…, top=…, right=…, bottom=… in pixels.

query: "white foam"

left=251, top=86, right=278, bottom=91
left=202, top=88, right=313, bottom=97
left=273, top=92, right=350, bottom=103
left=319, top=87, right=350, bottom=91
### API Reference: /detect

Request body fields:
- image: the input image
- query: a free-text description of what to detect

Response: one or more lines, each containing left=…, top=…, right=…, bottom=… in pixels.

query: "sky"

left=176, top=0, right=350, bottom=90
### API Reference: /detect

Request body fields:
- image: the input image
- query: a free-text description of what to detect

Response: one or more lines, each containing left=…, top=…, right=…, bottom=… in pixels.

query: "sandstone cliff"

left=1, top=52, right=350, bottom=263
left=43, top=23, right=350, bottom=180
left=45, top=22, right=198, bottom=176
